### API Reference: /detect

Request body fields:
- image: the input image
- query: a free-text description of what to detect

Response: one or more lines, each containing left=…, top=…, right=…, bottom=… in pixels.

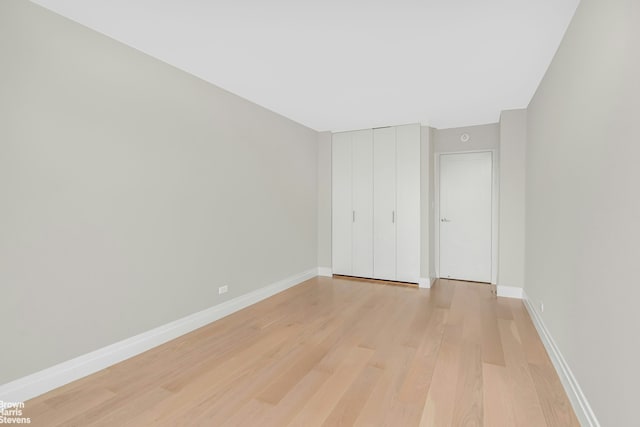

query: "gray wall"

left=0, top=0, right=318, bottom=384
left=427, top=128, right=436, bottom=279
left=498, top=110, right=526, bottom=289
left=419, top=127, right=432, bottom=279
left=432, top=123, right=499, bottom=153
left=525, top=0, right=639, bottom=424
left=317, top=132, right=332, bottom=268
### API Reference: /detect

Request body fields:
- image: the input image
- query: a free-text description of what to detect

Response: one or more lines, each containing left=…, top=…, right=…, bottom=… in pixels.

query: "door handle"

left=353, top=211, right=355, bottom=222
left=392, top=211, right=395, bottom=223
left=441, top=218, right=451, bottom=222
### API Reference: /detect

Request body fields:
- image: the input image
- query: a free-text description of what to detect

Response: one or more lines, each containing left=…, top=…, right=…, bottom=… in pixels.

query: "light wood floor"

left=25, top=277, right=579, bottom=426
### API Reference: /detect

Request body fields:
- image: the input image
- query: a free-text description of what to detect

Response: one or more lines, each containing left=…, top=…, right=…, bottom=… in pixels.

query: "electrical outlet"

left=218, top=285, right=228, bottom=295
left=540, top=301, right=544, bottom=312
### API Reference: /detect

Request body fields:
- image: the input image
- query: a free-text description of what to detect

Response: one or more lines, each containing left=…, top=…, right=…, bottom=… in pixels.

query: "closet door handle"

left=392, top=211, right=395, bottom=223
left=353, top=211, right=355, bottom=222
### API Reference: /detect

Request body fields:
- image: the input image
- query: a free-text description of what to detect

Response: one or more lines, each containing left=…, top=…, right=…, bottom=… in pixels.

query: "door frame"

left=434, top=150, right=499, bottom=284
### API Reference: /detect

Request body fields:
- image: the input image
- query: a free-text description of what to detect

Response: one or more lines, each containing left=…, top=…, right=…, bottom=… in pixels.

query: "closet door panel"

left=373, top=127, right=397, bottom=280
left=331, top=132, right=352, bottom=275
left=396, top=124, right=421, bottom=282
left=351, top=129, right=374, bottom=277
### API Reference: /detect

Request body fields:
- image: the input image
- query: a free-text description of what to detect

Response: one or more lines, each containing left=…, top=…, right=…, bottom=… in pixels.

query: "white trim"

left=0, top=268, right=318, bottom=403
left=496, top=285, right=523, bottom=299
left=523, top=291, right=600, bottom=427
left=418, top=277, right=433, bottom=288
left=434, top=150, right=499, bottom=284
left=317, top=267, right=333, bottom=277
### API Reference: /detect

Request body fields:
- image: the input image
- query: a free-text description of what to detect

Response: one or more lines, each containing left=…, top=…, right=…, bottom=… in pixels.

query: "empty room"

left=0, top=0, right=637, bottom=425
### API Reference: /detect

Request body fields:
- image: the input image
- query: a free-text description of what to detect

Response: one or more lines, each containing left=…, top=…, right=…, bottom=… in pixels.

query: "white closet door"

left=332, top=132, right=352, bottom=276
left=373, top=127, right=397, bottom=280
left=396, top=124, right=421, bottom=282
left=351, top=130, right=374, bottom=277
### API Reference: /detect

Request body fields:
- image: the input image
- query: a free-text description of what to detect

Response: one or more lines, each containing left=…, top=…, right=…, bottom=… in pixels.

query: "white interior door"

left=439, top=152, right=492, bottom=283
left=373, top=127, right=396, bottom=280
left=331, top=132, right=352, bottom=275
left=395, top=124, right=421, bottom=282
left=351, top=129, right=374, bottom=277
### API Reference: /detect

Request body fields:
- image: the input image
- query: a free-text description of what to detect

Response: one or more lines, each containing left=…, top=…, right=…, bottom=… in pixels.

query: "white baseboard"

left=497, top=285, right=523, bottom=299
left=523, top=291, right=600, bottom=427
left=418, top=277, right=433, bottom=288
left=317, top=267, right=333, bottom=277
left=0, top=268, right=318, bottom=403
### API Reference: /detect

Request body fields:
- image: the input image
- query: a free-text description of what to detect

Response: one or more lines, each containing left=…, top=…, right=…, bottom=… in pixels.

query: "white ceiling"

left=31, top=0, right=580, bottom=131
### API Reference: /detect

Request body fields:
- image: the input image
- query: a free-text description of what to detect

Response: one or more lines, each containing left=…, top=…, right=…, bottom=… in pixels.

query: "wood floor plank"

left=370, top=345, right=419, bottom=427
left=511, top=300, right=550, bottom=365
left=121, top=322, right=304, bottom=426
left=419, top=323, right=464, bottom=426
left=397, top=308, right=447, bottom=404
left=321, top=364, right=384, bottom=427
left=482, top=363, right=517, bottom=427
left=353, top=289, right=425, bottom=425
left=287, top=345, right=374, bottom=426
left=480, top=291, right=506, bottom=366
left=223, top=370, right=331, bottom=427
left=528, top=362, right=581, bottom=426
left=498, top=318, right=549, bottom=427
left=26, top=385, right=116, bottom=426
left=256, top=308, right=360, bottom=404
left=22, top=278, right=579, bottom=426
left=451, top=341, right=484, bottom=426
left=185, top=287, right=377, bottom=425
